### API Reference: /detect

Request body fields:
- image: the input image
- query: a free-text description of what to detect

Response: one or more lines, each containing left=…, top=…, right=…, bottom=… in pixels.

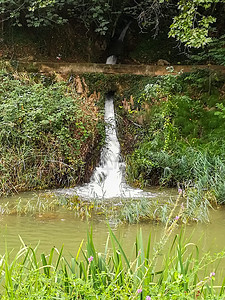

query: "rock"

left=75, top=75, right=83, bottom=94
left=157, top=59, right=170, bottom=66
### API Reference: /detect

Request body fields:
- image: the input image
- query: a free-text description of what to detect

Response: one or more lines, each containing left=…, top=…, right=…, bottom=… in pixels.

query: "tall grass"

left=0, top=192, right=211, bottom=224
left=122, top=70, right=225, bottom=218
left=0, top=225, right=224, bottom=299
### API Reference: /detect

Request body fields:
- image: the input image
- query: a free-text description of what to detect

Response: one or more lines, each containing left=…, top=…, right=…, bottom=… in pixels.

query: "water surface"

left=0, top=191, right=224, bottom=260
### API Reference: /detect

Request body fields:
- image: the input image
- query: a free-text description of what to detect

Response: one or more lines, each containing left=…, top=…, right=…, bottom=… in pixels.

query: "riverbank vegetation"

left=0, top=226, right=224, bottom=299
left=1, top=66, right=225, bottom=224
left=117, top=68, right=225, bottom=213
left=0, top=67, right=105, bottom=197
left=1, top=1, right=224, bottom=64
left=0, top=190, right=213, bottom=225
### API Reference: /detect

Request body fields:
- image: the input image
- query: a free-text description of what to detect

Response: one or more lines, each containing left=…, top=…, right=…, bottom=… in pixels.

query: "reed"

left=0, top=226, right=224, bottom=299
left=0, top=191, right=211, bottom=225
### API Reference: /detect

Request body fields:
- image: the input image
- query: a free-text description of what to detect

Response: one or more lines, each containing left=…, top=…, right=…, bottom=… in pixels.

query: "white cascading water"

left=62, top=95, right=153, bottom=199
left=89, top=95, right=124, bottom=197
left=106, top=55, right=117, bottom=65
left=105, top=22, right=131, bottom=65
left=57, top=22, right=154, bottom=199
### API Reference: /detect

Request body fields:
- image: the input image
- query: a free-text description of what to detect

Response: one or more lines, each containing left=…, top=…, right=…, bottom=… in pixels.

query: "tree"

left=0, top=0, right=224, bottom=48
left=168, top=0, right=224, bottom=48
left=126, top=0, right=225, bottom=48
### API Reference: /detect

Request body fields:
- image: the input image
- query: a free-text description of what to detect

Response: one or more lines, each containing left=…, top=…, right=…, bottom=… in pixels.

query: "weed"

left=0, top=69, right=104, bottom=196
left=0, top=227, right=224, bottom=299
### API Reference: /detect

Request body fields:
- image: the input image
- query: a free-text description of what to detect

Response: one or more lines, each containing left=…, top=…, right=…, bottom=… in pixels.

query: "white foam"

left=106, top=55, right=117, bottom=65
left=58, top=96, right=154, bottom=199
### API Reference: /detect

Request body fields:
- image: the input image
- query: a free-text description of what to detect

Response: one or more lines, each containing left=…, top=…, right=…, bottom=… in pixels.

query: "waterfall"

left=118, top=22, right=131, bottom=42
left=82, top=95, right=125, bottom=198
left=106, top=55, right=117, bottom=65
left=105, top=22, right=131, bottom=65
left=61, top=94, right=153, bottom=199
left=57, top=21, right=153, bottom=199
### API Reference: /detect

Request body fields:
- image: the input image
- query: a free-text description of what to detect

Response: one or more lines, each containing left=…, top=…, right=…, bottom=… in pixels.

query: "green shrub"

left=0, top=70, right=104, bottom=196
left=191, top=35, right=225, bottom=66
left=120, top=70, right=225, bottom=206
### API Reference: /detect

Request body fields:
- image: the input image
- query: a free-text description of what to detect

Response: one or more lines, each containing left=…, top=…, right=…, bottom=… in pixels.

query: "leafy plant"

left=0, top=70, right=104, bottom=196
left=191, top=34, right=225, bottom=65
left=0, top=227, right=224, bottom=299
left=0, top=0, right=222, bottom=45
left=120, top=69, right=225, bottom=209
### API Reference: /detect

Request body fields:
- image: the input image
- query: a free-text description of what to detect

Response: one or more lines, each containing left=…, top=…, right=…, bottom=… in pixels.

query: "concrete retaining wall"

left=4, top=60, right=225, bottom=76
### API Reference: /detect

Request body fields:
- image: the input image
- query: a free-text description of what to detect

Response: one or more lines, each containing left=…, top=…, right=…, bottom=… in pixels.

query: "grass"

left=0, top=191, right=212, bottom=225
left=0, top=225, right=224, bottom=299
left=0, top=193, right=60, bottom=217
left=119, top=69, right=225, bottom=221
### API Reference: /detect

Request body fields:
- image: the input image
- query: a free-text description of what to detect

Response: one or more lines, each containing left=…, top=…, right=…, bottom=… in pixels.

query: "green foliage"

left=0, top=0, right=223, bottom=46
left=191, top=35, right=225, bottom=65
left=215, top=103, right=225, bottom=118
left=169, top=0, right=218, bottom=48
left=121, top=70, right=225, bottom=205
left=0, top=191, right=211, bottom=224
left=0, top=70, right=104, bottom=196
left=0, top=228, right=224, bottom=299
left=0, top=0, right=111, bottom=35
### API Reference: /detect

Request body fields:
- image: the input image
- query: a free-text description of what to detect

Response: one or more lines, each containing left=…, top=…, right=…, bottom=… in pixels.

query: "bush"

left=0, top=70, right=104, bottom=196
left=120, top=70, right=225, bottom=205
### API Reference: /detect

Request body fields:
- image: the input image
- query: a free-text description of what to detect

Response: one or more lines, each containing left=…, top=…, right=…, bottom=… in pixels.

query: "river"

left=0, top=191, right=224, bottom=256
left=0, top=93, right=224, bottom=283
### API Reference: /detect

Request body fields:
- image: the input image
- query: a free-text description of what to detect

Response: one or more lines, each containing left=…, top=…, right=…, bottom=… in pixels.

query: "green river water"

left=0, top=190, right=224, bottom=281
